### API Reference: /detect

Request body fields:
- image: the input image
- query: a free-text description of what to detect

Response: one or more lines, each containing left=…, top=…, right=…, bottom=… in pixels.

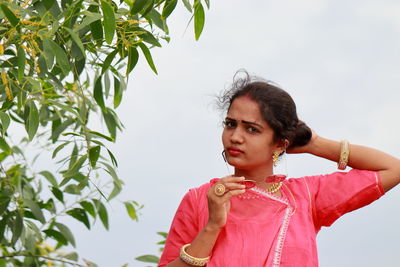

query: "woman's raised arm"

left=296, top=134, right=400, bottom=192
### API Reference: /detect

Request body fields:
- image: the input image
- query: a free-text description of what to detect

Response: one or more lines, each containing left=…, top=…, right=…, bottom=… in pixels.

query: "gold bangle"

left=338, top=139, right=350, bottom=170
left=180, top=244, right=210, bottom=266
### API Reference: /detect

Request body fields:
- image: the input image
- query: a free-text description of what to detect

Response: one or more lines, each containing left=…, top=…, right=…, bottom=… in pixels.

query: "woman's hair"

left=218, top=71, right=312, bottom=150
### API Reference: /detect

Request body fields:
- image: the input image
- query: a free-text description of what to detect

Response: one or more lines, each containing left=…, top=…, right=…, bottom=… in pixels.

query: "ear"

left=275, top=138, right=289, bottom=155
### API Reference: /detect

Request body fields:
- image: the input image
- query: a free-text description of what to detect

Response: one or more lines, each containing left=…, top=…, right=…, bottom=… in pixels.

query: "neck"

left=234, top=164, right=273, bottom=183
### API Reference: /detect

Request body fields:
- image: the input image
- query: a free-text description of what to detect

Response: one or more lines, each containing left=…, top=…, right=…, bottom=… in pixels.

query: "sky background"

left=41, top=0, right=400, bottom=266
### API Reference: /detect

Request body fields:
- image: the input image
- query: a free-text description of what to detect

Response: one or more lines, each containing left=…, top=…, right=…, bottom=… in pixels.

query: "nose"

left=230, top=127, right=244, bottom=144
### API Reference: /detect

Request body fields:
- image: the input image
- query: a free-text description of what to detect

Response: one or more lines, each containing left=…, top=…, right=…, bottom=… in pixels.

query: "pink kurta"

left=159, top=169, right=384, bottom=267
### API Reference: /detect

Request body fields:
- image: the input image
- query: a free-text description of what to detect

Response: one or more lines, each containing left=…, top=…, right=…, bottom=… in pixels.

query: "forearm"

left=166, top=224, right=221, bottom=267
left=307, top=136, right=400, bottom=191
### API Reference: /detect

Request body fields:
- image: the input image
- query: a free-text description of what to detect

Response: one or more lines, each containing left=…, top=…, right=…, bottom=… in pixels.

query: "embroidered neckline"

left=249, top=184, right=289, bottom=205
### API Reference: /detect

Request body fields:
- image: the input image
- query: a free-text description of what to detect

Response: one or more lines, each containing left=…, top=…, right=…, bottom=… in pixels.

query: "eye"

left=246, top=126, right=260, bottom=133
left=223, top=120, right=236, bottom=128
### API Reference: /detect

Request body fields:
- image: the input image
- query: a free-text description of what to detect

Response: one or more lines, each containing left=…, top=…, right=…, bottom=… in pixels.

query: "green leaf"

left=162, top=0, right=178, bottom=18
left=101, top=161, right=119, bottom=183
left=194, top=1, right=205, bottom=40
left=76, top=11, right=102, bottom=31
left=39, top=171, right=58, bottom=187
left=47, top=39, right=70, bottom=76
left=138, top=42, right=158, bottom=74
left=52, top=141, right=70, bottom=158
left=88, top=131, right=114, bottom=142
left=0, top=213, right=9, bottom=239
left=44, top=229, right=68, bottom=245
left=107, top=148, right=118, bottom=167
left=51, top=187, right=64, bottom=203
left=0, top=112, right=10, bottom=135
left=124, top=201, right=138, bottom=221
left=69, top=143, right=79, bottom=168
left=94, top=76, right=106, bottom=111
left=104, top=70, right=110, bottom=100
left=80, top=201, right=96, bottom=218
left=55, top=222, right=76, bottom=247
left=102, top=49, right=118, bottom=75
left=108, top=181, right=122, bottom=201
left=113, top=76, right=122, bottom=108
left=102, top=108, right=117, bottom=139
left=42, top=39, right=55, bottom=69
left=130, top=0, right=147, bottom=15
left=63, top=154, right=87, bottom=178
left=42, top=0, right=56, bottom=10
left=141, top=0, right=155, bottom=16
left=0, top=4, right=20, bottom=27
left=74, top=56, right=86, bottom=76
left=0, top=137, right=11, bottom=154
left=67, top=208, right=90, bottom=229
left=63, top=27, right=85, bottom=57
left=24, top=199, right=46, bottom=223
left=24, top=228, right=36, bottom=250
left=181, top=0, right=192, bottom=12
left=51, top=118, right=75, bottom=143
left=27, top=77, right=42, bottom=91
left=101, top=0, right=116, bottom=44
left=43, top=198, right=56, bottom=214
left=0, top=197, right=10, bottom=216
left=93, top=200, right=108, bottom=230
left=25, top=220, right=41, bottom=240
left=17, top=46, right=25, bottom=80
left=89, top=145, right=101, bottom=167
left=11, top=212, right=23, bottom=246
left=123, top=0, right=133, bottom=8
left=64, top=252, right=79, bottom=261
left=27, top=100, right=39, bottom=141
left=64, top=184, right=81, bottom=194
left=157, top=231, right=168, bottom=238
left=127, top=46, right=139, bottom=76
left=135, top=255, right=159, bottom=263
left=204, top=0, right=210, bottom=9
left=136, top=28, right=161, bottom=47
left=86, top=6, right=104, bottom=41
left=148, top=9, right=168, bottom=33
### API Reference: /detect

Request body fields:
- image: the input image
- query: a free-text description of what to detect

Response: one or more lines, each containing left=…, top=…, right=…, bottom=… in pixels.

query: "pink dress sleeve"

left=305, top=169, right=385, bottom=229
left=158, top=187, right=203, bottom=266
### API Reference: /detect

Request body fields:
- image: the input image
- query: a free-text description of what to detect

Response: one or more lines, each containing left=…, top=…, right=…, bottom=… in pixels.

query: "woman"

left=158, top=74, right=400, bottom=267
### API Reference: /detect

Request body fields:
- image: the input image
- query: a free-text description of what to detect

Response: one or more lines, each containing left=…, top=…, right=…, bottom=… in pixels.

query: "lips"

left=226, top=147, right=243, bottom=156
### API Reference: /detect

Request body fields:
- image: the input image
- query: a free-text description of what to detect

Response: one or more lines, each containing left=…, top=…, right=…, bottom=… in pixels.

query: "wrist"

left=305, top=135, right=322, bottom=155
left=204, top=222, right=224, bottom=233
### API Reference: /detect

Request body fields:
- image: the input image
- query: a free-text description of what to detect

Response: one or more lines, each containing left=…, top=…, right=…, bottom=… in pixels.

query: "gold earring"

left=272, top=151, right=280, bottom=167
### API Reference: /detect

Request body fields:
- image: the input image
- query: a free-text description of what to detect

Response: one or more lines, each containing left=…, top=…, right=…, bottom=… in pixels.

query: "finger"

left=221, top=189, right=245, bottom=200
left=220, top=175, right=245, bottom=183
left=224, top=182, right=246, bottom=190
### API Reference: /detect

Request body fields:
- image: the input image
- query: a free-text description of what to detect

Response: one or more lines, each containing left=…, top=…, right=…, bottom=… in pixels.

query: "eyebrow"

left=225, top=117, right=264, bottom=129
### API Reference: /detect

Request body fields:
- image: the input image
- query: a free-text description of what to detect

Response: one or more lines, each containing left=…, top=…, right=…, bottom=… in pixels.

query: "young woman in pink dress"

left=158, top=74, right=400, bottom=267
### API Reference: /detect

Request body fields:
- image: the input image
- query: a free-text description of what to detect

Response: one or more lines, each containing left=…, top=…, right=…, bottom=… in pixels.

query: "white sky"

left=58, top=0, right=400, bottom=266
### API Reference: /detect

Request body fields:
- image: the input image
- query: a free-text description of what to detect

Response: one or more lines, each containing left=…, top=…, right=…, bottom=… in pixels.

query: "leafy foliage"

left=135, top=232, right=167, bottom=266
left=0, top=0, right=209, bottom=265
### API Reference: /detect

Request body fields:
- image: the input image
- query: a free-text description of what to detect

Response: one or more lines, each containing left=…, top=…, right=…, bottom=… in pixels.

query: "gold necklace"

left=266, top=182, right=283, bottom=194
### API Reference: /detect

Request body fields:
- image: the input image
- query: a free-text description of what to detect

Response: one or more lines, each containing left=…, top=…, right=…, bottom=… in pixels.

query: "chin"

left=227, top=159, right=251, bottom=170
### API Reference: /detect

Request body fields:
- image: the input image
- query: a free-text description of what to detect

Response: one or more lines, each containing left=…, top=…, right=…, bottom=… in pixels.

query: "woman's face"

left=222, top=96, right=281, bottom=171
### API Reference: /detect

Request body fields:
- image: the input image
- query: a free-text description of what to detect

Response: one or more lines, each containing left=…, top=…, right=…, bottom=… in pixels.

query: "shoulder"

left=187, top=179, right=214, bottom=197
left=284, top=169, right=383, bottom=196
left=286, top=169, right=380, bottom=186
left=179, top=179, right=216, bottom=208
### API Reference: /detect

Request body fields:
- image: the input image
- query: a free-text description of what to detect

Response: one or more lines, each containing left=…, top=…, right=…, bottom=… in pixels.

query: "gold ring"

left=214, top=184, right=226, bottom=196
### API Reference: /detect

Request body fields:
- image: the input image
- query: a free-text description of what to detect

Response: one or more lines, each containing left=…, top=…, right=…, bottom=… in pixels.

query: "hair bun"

left=288, top=121, right=312, bottom=149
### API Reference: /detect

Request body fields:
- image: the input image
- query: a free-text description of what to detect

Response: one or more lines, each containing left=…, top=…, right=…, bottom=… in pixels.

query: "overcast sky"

left=63, top=0, right=400, bottom=266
